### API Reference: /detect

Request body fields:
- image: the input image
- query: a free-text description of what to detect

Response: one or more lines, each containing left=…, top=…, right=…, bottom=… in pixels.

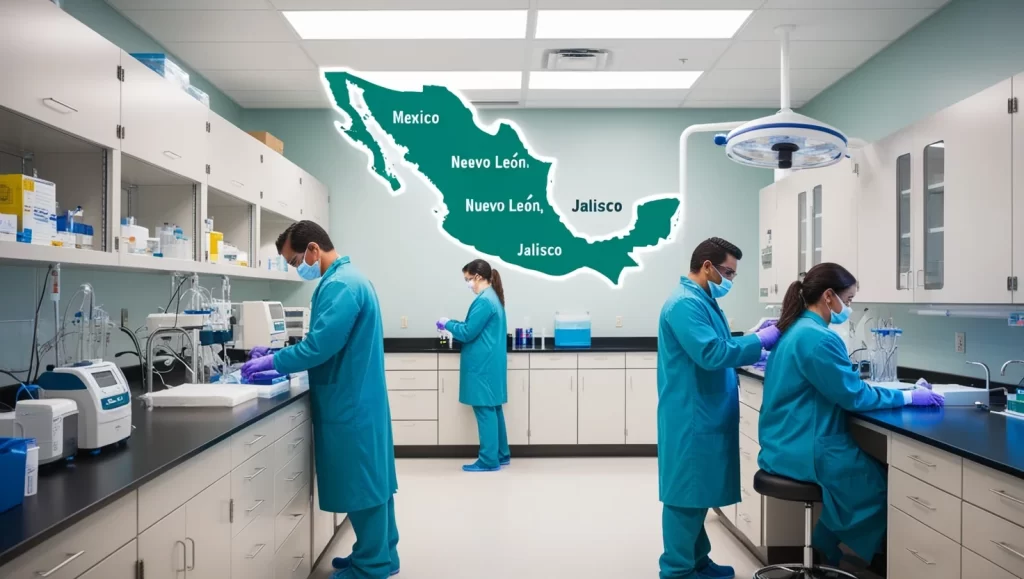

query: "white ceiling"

left=107, top=0, right=950, bottom=109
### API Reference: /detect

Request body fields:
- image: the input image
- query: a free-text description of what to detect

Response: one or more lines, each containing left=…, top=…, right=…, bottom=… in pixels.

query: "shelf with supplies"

left=0, top=0, right=327, bottom=284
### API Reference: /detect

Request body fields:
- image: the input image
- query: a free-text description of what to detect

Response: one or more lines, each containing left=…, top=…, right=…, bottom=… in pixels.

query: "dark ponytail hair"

left=463, top=259, right=505, bottom=307
left=776, top=263, right=857, bottom=334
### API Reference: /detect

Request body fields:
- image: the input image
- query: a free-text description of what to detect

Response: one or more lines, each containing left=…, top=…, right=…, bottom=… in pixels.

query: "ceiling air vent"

left=543, top=49, right=610, bottom=71
left=471, top=100, right=521, bottom=108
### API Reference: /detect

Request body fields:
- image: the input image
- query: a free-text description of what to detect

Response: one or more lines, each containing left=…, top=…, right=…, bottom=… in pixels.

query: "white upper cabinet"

left=818, top=159, right=859, bottom=277
left=772, top=185, right=800, bottom=297
left=209, top=112, right=266, bottom=205
left=855, top=129, right=916, bottom=303
left=758, top=185, right=778, bottom=303
left=300, top=170, right=330, bottom=229
left=265, top=150, right=302, bottom=221
left=0, top=0, right=122, bottom=149
left=120, top=50, right=209, bottom=183
left=909, top=78, right=1012, bottom=304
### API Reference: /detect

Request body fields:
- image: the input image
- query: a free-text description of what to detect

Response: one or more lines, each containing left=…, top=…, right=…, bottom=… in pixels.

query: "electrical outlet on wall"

left=955, top=332, right=966, bottom=354
left=401, top=316, right=408, bottom=329
left=615, top=316, right=623, bottom=328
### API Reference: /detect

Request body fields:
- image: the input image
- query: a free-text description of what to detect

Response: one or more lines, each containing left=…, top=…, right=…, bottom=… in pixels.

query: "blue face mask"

left=829, top=293, right=852, bottom=325
left=708, top=266, right=732, bottom=299
left=296, top=248, right=321, bottom=281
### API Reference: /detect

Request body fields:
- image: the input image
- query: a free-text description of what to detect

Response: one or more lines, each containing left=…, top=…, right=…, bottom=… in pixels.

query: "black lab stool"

left=751, top=470, right=858, bottom=579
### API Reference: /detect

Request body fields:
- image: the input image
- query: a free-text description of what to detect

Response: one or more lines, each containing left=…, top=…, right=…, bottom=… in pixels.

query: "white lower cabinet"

left=79, top=540, right=137, bottom=579
left=232, top=515, right=275, bottom=579
left=312, top=473, right=335, bottom=562
left=529, top=369, right=578, bottom=444
left=962, top=546, right=1018, bottom=579
left=138, top=505, right=187, bottom=579
left=506, top=369, right=530, bottom=445
left=275, top=514, right=311, bottom=579
left=438, top=370, right=477, bottom=445
left=625, top=369, right=657, bottom=444
left=185, top=476, right=232, bottom=579
left=889, top=506, right=961, bottom=579
left=578, top=369, right=626, bottom=444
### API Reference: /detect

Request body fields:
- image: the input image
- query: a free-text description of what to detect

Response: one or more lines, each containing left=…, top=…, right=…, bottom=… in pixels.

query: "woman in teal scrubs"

left=437, top=259, right=509, bottom=472
left=759, top=263, right=943, bottom=565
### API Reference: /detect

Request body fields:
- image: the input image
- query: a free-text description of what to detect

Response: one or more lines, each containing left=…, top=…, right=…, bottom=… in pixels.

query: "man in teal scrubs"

left=657, top=238, right=781, bottom=579
left=242, top=221, right=399, bottom=579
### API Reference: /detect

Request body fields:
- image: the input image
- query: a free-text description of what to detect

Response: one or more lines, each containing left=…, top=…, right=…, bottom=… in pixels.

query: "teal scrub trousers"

left=346, top=495, right=400, bottom=578
left=660, top=505, right=711, bottom=579
left=473, top=405, right=510, bottom=468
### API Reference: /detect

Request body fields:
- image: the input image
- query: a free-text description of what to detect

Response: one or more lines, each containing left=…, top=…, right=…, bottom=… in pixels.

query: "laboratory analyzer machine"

left=38, top=361, right=132, bottom=450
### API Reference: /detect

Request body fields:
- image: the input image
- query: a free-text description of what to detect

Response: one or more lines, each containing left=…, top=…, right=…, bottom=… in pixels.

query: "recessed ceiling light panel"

left=349, top=71, right=523, bottom=91
left=529, top=71, right=703, bottom=90
left=534, top=10, right=752, bottom=39
left=285, top=10, right=529, bottom=40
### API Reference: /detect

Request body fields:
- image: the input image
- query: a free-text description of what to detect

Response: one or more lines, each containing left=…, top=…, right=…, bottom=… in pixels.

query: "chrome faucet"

left=1000, top=360, right=1024, bottom=376
left=966, top=361, right=991, bottom=391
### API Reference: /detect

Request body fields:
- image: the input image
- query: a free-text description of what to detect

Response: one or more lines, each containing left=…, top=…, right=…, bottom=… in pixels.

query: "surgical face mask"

left=297, top=248, right=321, bottom=281
left=828, top=293, right=852, bottom=325
left=465, top=278, right=477, bottom=293
left=708, top=266, right=732, bottom=299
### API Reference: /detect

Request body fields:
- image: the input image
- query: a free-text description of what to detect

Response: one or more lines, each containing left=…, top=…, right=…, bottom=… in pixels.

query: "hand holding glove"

left=915, top=377, right=932, bottom=390
left=436, top=317, right=450, bottom=332
left=909, top=388, right=945, bottom=407
left=756, top=325, right=781, bottom=351
left=249, top=346, right=272, bottom=360
left=241, top=354, right=275, bottom=381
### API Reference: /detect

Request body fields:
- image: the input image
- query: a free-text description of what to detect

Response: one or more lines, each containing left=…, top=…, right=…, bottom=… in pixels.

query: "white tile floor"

left=312, top=458, right=762, bottom=579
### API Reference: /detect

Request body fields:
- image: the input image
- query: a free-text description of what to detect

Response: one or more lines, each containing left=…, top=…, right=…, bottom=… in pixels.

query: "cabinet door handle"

left=992, top=541, right=1024, bottom=561
left=441, top=377, right=445, bottom=393
left=569, top=377, right=573, bottom=392
left=629, top=376, right=633, bottom=391
left=291, top=555, right=307, bottom=572
left=906, top=454, right=937, bottom=468
left=905, top=548, right=935, bottom=565
left=185, top=537, right=196, bottom=571
left=175, top=540, right=187, bottom=572
left=290, top=410, right=305, bottom=421
left=245, top=543, right=267, bottom=559
left=245, top=499, right=265, bottom=514
left=244, top=466, right=267, bottom=481
left=42, top=97, right=78, bottom=114
left=289, top=437, right=305, bottom=449
left=906, top=496, right=936, bottom=511
left=990, top=488, right=1024, bottom=506
left=244, top=434, right=266, bottom=447
left=231, top=180, right=245, bottom=187
left=285, top=470, right=304, bottom=482
left=917, top=269, right=924, bottom=287
left=740, top=450, right=752, bottom=459
left=35, top=551, right=86, bottom=577
left=581, top=376, right=585, bottom=392
left=163, top=150, right=181, bottom=160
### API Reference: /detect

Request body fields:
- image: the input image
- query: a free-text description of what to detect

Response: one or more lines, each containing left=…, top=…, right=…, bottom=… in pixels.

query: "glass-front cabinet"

left=897, top=153, right=912, bottom=290
left=922, top=142, right=945, bottom=290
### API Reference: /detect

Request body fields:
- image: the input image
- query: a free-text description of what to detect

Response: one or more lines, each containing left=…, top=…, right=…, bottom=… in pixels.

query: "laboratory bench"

left=383, top=336, right=659, bottom=353
left=727, top=367, right=1024, bottom=579
left=0, top=380, right=341, bottom=579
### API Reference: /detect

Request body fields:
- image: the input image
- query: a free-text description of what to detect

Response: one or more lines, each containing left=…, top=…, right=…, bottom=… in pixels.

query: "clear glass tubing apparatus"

left=870, top=326, right=903, bottom=383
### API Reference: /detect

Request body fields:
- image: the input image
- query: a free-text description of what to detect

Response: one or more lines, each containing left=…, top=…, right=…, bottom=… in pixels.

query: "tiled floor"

left=312, top=457, right=762, bottom=579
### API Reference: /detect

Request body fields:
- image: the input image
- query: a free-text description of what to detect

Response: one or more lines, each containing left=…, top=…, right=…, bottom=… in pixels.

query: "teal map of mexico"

left=324, top=70, right=682, bottom=286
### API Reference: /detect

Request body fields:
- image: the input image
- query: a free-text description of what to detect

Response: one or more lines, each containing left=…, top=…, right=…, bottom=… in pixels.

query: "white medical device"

left=14, top=399, right=79, bottom=464
left=233, top=301, right=287, bottom=350
left=283, top=306, right=310, bottom=340
left=38, top=361, right=132, bottom=450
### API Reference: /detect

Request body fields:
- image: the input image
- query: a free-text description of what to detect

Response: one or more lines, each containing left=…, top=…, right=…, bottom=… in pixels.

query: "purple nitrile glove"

left=910, top=388, right=945, bottom=407
left=241, top=355, right=274, bottom=380
left=756, top=325, right=781, bottom=351
left=249, top=346, right=272, bottom=360
left=915, top=377, right=932, bottom=390
left=436, top=317, right=450, bottom=332
left=249, top=369, right=285, bottom=383
left=755, top=319, right=778, bottom=332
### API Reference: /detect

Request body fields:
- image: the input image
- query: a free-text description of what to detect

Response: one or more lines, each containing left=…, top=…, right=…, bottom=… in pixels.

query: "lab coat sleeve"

left=445, top=298, right=493, bottom=343
left=273, top=281, right=359, bottom=375
left=669, top=299, right=763, bottom=371
left=803, top=335, right=906, bottom=411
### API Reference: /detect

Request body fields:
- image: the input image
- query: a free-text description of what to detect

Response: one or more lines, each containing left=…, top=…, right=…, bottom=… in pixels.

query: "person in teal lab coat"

left=241, top=221, right=399, bottom=579
left=658, top=238, right=783, bottom=579
left=759, top=262, right=944, bottom=566
left=436, top=259, right=509, bottom=472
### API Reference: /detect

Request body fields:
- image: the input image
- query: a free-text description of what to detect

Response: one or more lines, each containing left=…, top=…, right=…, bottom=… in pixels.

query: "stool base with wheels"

left=752, top=470, right=858, bottom=579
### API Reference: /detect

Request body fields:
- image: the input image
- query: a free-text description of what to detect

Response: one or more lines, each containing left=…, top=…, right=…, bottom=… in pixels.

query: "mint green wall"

left=801, top=0, right=1024, bottom=383
left=244, top=107, right=774, bottom=338
left=62, top=0, right=244, bottom=126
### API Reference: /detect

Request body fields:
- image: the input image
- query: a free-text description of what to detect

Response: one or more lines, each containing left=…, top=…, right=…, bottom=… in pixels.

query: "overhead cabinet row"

left=761, top=73, right=1024, bottom=305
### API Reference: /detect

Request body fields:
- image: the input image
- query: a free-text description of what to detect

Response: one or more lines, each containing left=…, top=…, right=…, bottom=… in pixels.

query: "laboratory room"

left=5, top=1, right=1024, bottom=579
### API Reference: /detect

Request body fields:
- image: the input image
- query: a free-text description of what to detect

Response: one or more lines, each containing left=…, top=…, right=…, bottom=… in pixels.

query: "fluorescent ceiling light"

left=284, top=10, right=528, bottom=40
left=353, top=71, right=523, bottom=91
left=529, top=71, right=703, bottom=90
left=535, top=10, right=752, bottom=39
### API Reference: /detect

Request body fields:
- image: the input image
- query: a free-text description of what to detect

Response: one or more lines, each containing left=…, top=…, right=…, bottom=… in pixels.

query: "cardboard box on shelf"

left=0, top=175, right=56, bottom=245
left=247, top=131, right=284, bottom=155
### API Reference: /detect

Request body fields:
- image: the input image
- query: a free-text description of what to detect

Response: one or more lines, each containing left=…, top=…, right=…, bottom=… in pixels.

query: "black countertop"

left=0, top=386, right=310, bottom=566
left=383, top=336, right=658, bottom=353
left=737, top=368, right=1024, bottom=479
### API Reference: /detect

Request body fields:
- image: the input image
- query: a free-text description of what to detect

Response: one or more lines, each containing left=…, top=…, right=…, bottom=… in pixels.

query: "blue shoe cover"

left=462, top=460, right=500, bottom=472
left=698, top=560, right=735, bottom=579
left=500, top=457, right=511, bottom=466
